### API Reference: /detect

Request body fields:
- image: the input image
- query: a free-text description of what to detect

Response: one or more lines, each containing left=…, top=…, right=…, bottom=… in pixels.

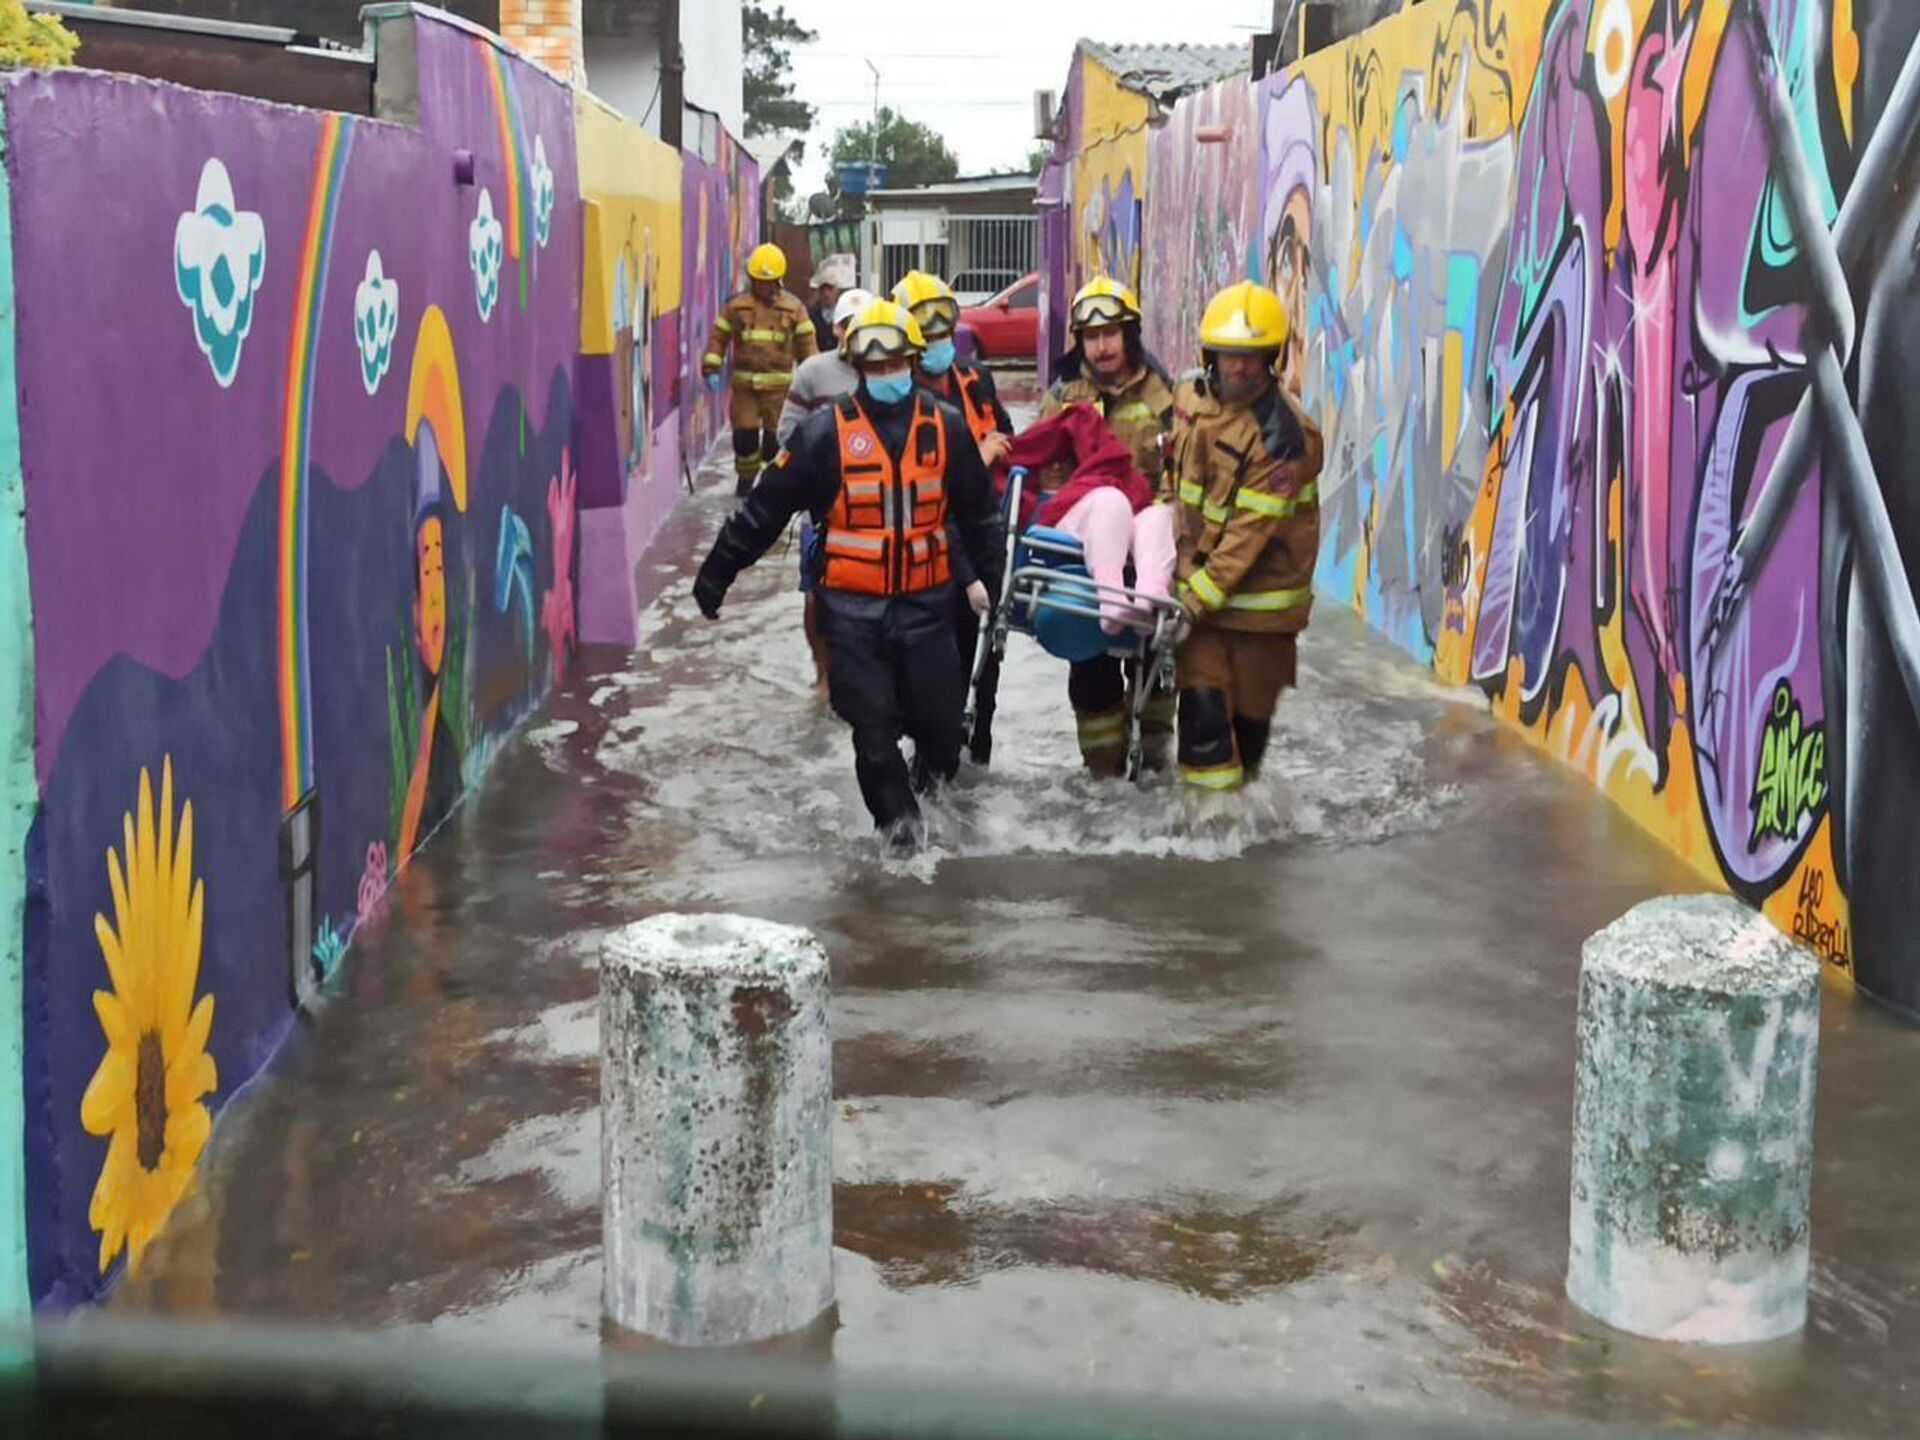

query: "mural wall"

left=0, top=101, right=29, bottom=1314
left=5, top=9, right=582, bottom=1307
left=679, top=136, right=762, bottom=468
left=1141, top=72, right=1262, bottom=376
left=1074, top=51, right=1151, bottom=307
left=573, top=93, right=684, bottom=646
left=1038, top=46, right=1144, bottom=384
left=1139, top=0, right=1920, bottom=1010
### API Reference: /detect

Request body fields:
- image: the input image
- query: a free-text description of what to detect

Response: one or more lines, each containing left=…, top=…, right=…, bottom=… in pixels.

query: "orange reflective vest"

left=935, top=365, right=1001, bottom=447
left=823, top=394, right=952, bottom=596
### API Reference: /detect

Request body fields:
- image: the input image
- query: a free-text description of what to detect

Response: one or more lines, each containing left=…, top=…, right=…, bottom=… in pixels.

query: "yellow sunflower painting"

left=79, top=757, right=217, bottom=1274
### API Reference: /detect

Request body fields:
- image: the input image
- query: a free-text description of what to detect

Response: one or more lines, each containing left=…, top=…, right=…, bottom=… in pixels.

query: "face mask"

left=921, top=338, right=956, bottom=374
left=865, top=372, right=914, bottom=405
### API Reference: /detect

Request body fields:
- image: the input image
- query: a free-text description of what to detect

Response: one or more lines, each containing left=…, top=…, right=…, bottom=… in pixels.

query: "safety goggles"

left=910, top=298, right=959, bottom=335
left=1070, top=294, right=1133, bottom=330
left=845, top=324, right=916, bottom=361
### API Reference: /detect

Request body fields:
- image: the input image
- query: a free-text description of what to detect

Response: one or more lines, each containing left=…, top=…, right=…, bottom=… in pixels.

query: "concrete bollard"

left=1568, top=894, right=1820, bottom=1344
left=600, top=913, right=834, bottom=1346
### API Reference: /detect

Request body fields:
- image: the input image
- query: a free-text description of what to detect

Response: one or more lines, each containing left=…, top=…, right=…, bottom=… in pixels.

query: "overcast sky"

left=775, top=0, right=1274, bottom=196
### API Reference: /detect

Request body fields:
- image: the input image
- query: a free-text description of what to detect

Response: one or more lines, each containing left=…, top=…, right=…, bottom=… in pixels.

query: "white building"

left=583, top=0, right=745, bottom=148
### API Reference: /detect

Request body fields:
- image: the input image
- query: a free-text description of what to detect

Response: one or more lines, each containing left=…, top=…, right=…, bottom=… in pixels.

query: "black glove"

left=693, top=569, right=725, bottom=620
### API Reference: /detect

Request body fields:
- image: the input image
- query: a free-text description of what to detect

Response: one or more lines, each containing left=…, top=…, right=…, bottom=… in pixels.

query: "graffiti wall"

left=1141, top=72, right=1262, bottom=375
left=4, top=8, right=581, bottom=1306
left=679, top=137, right=762, bottom=467
left=1445, top=0, right=1899, bottom=1002
left=1038, top=46, right=1142, bottom=384
left=1139, top=0, right=1920, bottom=1009
left=574, top=93, right=683, bottom=646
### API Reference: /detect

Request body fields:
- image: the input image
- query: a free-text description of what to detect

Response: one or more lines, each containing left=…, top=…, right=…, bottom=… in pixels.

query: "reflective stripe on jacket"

left=1037, top=364, right=1176, bottom=492
left=1166, top=377, right=1324, bottom=634
left=704, top=289, right=817, bottom=387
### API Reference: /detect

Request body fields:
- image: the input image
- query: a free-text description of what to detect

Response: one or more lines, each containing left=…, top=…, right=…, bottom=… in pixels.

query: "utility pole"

left=660, top=0, right=684, bottom=150
left=864, top=58, right=881, bottom=185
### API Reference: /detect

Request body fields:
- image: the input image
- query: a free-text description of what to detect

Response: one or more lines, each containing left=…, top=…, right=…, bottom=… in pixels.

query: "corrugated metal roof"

left=869, top=173, right=1038, bottom=199
left=1078, top=40, right=1249, bottom=102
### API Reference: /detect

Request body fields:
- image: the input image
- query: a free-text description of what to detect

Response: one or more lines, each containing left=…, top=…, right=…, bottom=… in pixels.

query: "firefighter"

left=1038, top=276, right=1180, bottom=776
left=703, top=242, right=818, bottom=497
left=1167, top=280, right=1324, bottom=792
left=893, top=270, right=1014, bottom=762
left=693, top=299, right=1005, bottom=849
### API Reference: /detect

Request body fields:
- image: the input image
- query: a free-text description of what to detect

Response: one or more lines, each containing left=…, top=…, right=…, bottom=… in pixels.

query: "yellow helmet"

left=842, top=298, right=927, bottom=362
left=747, top=243, right=788, bottom=282
left=1198, top=281, right=1289, bottom=352
left=1069, top=275, right=1141, bottom=332
left=890, top=271, right=959, bottom=338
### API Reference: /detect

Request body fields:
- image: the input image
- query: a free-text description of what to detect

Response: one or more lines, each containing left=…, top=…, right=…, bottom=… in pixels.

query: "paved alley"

left=113, top=398, right=1920, bottom=1437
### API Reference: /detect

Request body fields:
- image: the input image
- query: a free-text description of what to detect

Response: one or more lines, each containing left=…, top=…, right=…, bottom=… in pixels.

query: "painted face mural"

left=414, top=511, right=448, bottom=677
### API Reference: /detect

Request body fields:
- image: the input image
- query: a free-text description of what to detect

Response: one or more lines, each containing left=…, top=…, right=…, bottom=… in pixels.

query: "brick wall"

left=498, top=0, right=584, bottom=80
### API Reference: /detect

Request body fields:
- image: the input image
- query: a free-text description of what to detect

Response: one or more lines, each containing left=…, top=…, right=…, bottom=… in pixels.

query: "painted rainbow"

left=278, top=111, right=356, bottom=812
left=482, top=38, right=535, bottom=307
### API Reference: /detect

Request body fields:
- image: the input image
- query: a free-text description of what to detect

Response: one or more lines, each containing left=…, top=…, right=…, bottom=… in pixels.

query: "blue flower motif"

left=312, top=917, right=349, bottom=978
left=173, top=158, right=266, bottom=387
left=531, top=135, right=556, bottom=249
left=470, top=188, right=504, bottom=321
left=353, top=249, right=400, bottom=395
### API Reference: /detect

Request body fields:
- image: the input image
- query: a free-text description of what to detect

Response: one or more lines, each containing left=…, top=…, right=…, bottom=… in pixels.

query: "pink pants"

left=1052, top=491, right=1177, bottom=633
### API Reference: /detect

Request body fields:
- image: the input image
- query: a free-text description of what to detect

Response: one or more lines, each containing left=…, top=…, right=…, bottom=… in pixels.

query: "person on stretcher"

left=1000, top=404, right=1176, bottom=635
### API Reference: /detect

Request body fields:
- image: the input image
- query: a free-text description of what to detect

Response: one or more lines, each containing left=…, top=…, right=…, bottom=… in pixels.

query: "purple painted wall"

left=9, top=8, right=580, bottom=1304
left=1036, top=58, right=1083, bottom=388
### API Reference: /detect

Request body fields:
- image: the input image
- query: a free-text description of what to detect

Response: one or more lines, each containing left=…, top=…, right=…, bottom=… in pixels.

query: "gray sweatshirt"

left=776, top=349, right=860, bottom=446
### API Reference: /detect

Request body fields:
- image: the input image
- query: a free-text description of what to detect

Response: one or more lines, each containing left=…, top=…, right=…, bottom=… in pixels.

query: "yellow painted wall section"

left=573, top=93, right=682, bottom=358
left=1072, top=50, right=1151, bottom=293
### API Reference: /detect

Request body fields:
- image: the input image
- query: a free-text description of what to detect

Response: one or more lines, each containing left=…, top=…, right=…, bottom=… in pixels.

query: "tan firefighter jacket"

left=1165, top=375, right=1324, bottom=633
left=703, top=289, right=817, bottom=391
left=1036, top=360, right=1177, bottom=488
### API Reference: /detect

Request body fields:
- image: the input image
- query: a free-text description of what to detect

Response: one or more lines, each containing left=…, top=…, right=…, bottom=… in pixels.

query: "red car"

left=958, top=272, right=1040, bottom=360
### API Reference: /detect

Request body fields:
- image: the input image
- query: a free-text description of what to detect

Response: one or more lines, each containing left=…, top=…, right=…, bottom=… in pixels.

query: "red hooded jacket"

left=998, top=403, right=1155, bottom=531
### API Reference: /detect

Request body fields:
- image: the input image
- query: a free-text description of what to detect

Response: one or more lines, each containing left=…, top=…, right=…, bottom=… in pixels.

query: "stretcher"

left=964, top=468, right=1186, bottom=781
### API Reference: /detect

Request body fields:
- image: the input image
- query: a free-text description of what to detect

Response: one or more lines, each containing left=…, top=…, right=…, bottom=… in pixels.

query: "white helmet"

left=831, top=288, right=875, bottom=329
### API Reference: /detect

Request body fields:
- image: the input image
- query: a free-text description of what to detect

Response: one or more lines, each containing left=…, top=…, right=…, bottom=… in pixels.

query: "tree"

left=1026, top=144, right=1054, bottom=174
left=0, top=0, right=77, bottom=67
left=828, top=107, right=959, bottom=191
left=743, top=2, right=816, bottom=138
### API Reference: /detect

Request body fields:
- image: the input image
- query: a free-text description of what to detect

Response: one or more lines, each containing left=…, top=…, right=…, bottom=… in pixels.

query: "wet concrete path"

left=117, top=381, right=1920, bottom=1436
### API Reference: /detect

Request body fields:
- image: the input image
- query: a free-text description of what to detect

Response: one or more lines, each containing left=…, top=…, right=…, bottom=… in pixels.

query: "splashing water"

left=550, top=495, right=1462, bottom=886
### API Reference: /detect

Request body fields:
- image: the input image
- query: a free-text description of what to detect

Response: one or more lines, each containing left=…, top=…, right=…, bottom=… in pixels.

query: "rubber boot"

left=1232, top=715, right=1272, bottom=781
left=1140, top=684, right=1177, bottom=773
left=1177, top=687, right=1242, bottom=790
left=1236, top=718, right=1267, bottom=783
left=1074, top=708, right=1128, bottom=777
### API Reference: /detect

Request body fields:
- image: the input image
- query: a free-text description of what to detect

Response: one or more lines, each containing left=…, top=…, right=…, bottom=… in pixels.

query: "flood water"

left=112, top=377, right=1920, bottom=1438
